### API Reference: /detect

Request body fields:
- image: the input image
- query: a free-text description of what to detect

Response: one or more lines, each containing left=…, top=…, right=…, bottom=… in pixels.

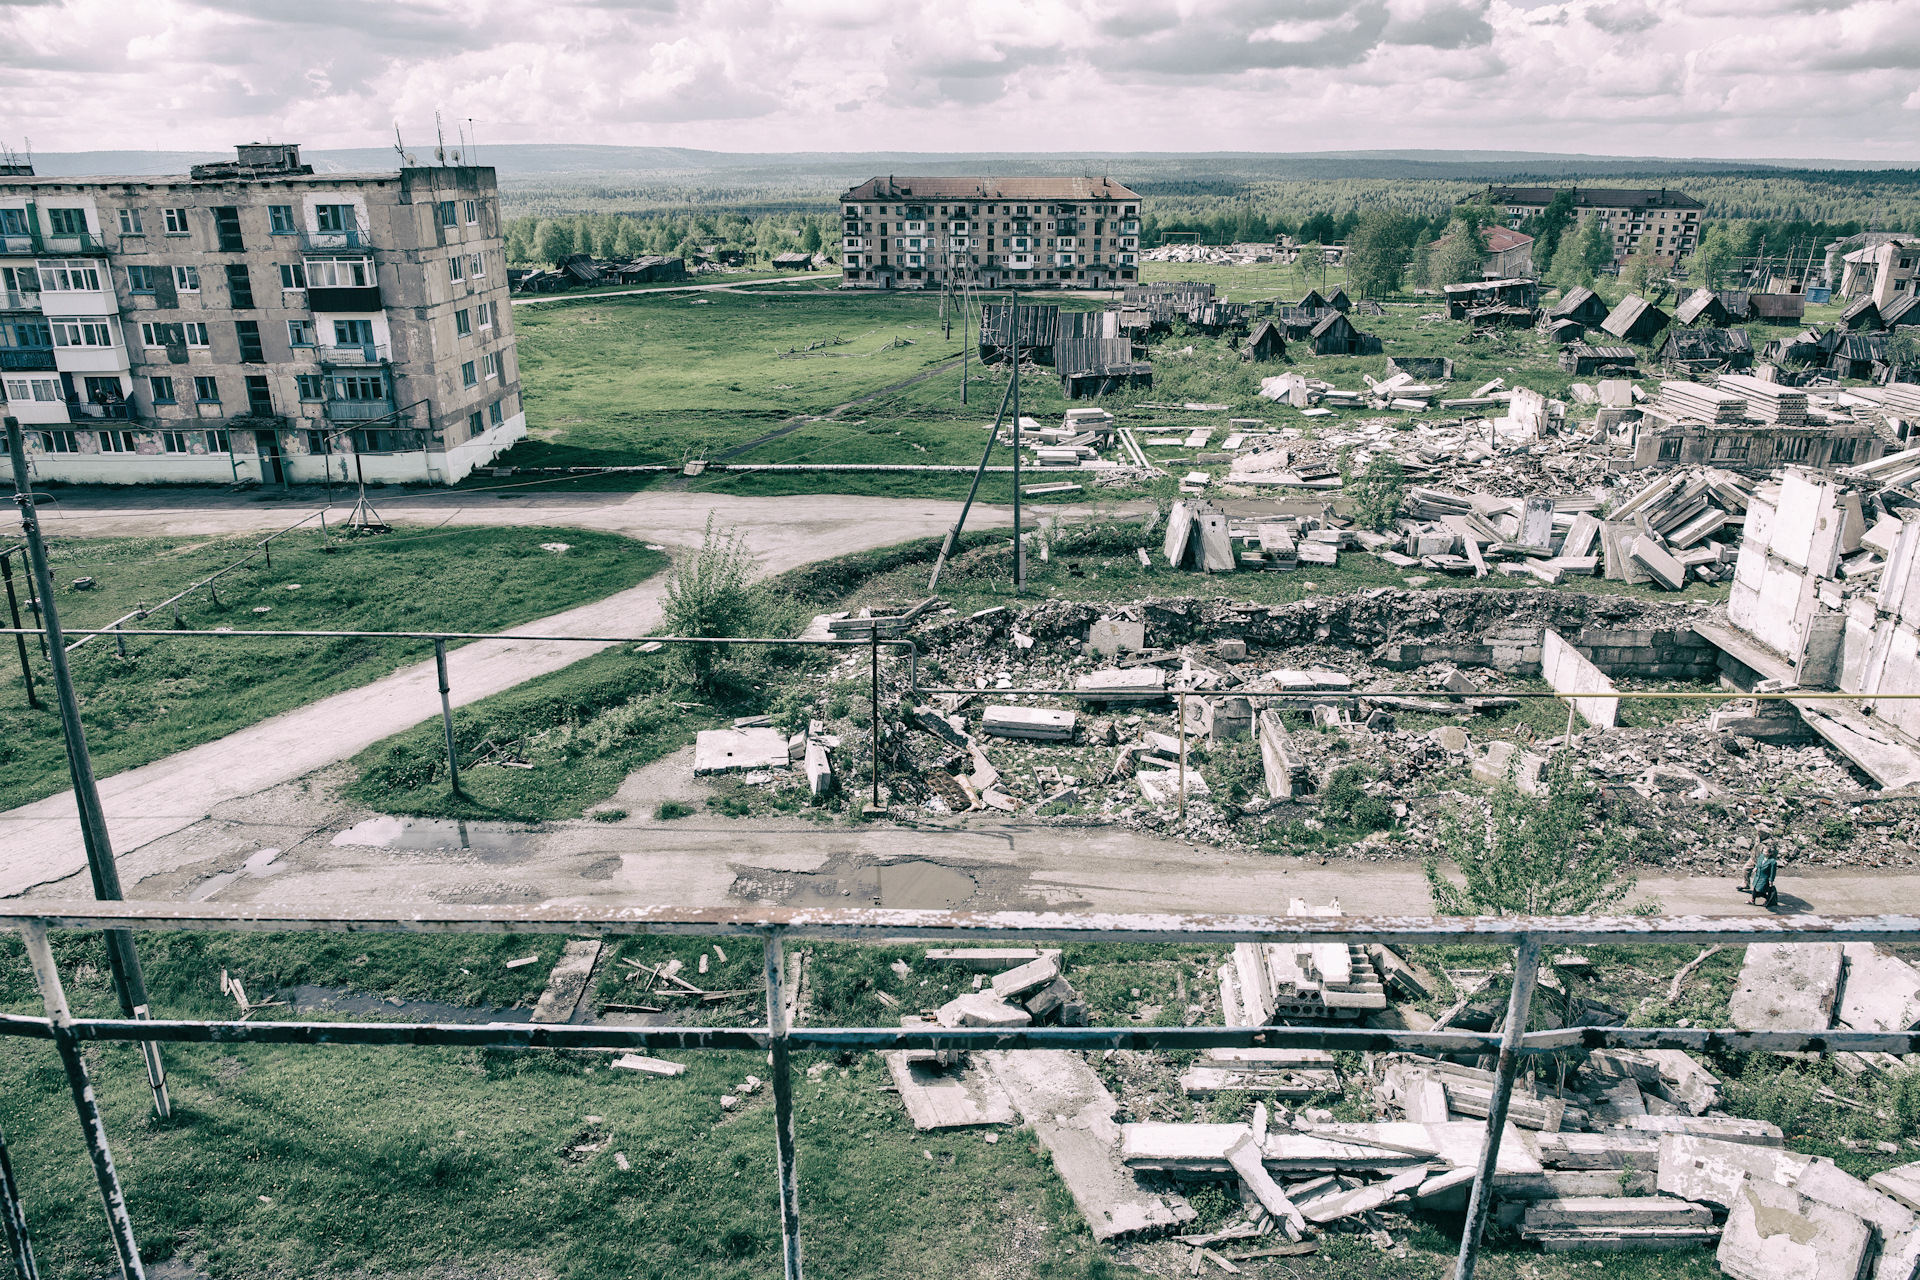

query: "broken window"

left=46, top=208, right=87, bottom=236
left=295, top=374, right=325, bottom=401
left=279, top=263, right=306, bottom=289
left=454, top=308, right=472, bottom=336
left=235, top=320, right=264, bottom=363
left=461, top=360, right=477, bottom=388
left=126, top=265, right=157, bottom=293
left=330, top=373, right=387, bottom=401
left=314, top=204, right=355, bottom=234
left=438, top=201, right=459, bottom=228
left=173, top=265, right=200, bottom=292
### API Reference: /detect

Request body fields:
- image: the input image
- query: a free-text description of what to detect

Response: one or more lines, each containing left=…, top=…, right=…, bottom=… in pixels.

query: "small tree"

left=1430, top=220, right=1487, bottom=287
left=663, top=514, right=775, bottom=687
left=1582, top=216, right=1617, bottom=276
left=1621, top=251, right=1657, bottom=297
left=1548, top=226, right=1594, bottom=292
left=800, top=220, right=823, bottom=254
left=1692, top=224, right=1735, bottom=292
left=1425, top=753, right=1638, bottom=916
left=533, top=219, right=573, bottom=266
left=1295, top=241, right=1325, bottom=284
left=1349, top=455, right=1406, bottom=532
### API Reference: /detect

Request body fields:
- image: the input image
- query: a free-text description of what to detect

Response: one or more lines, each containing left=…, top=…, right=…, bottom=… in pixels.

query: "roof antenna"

left=435, top=111, right=446, bottom=164
left=467, top=116, right=477, bottom=165
left=393, top=123, right=407, bottom=164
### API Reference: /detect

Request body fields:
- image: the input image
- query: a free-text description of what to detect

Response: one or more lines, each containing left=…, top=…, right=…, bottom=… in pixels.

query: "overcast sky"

left=2, top=0, right=1915, bottom=162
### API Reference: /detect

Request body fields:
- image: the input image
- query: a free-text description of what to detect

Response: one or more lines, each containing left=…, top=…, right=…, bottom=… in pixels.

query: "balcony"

left=318, top=343, right=391, bottom=366
left=300, top=228, right=375, bottom=251
left=307, top=286, right=383, bottom=313
left=36, top=231, right=112, bottom=256
left=68, top=401, right=135, bottom=422
left=0, top=289, right=39, bottom=312
left=0, top=348, right=56, bottom=371
left=323, top=398, right=398, bottom=421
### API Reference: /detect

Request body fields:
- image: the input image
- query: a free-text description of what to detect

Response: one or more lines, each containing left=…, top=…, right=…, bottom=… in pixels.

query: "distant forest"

left=499, top=167, right=1920, bottom=265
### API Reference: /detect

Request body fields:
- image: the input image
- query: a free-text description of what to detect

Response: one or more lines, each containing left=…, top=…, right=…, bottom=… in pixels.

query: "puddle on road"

left=331, top=816, right=539, bottom=860
left=189, top=847, right=285, bottom=902
left=736, top=858, right=979, bottom=909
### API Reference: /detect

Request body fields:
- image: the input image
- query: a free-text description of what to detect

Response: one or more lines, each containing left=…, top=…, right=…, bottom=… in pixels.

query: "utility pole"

left=1, top=548, right=38, bottom=708
left=4, top=418, right=170, bottom=1118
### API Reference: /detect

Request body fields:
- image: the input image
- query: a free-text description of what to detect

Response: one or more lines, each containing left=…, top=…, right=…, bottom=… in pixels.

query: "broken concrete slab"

left=1730, top=942, right=1844, bottom=1031
left=1089, top=617, right=1147, bottom=657
left=1656, top=1134, right=1813, bottom=1210
left=984, top=1050, right=1195, bottom=1241
left=1631, top=535, right=1690, bottom=591
left=1301, top=1165, right=1430, bottom=1224
left=1542, top=628, right=1619, bottom=728
left=1838, top=942, right=1920, bottom=1033
left=1257, top=708, right=1308, bottom=799
left=1630, top=1115, right=1785, bottom=1147
left=1471, top=740, right=1547, bottom=794
left=1136, top=769, right=1210, bottom=805
left=1534, top=1130, right=1663, bottom=1170
left=1641, top=1049, right=1723, bottom=1116
left=1871, top=1162, right=1920, bottom=1214
left=935, top=991, right=1033, bottom=1028
left=1797, top=1157, right=1920, bottom=1243
left=925, top=947, right=1057, bottom=970
left=981, top=705, right=1076, bottom=741
left=1226, top=1133, right=1307, bottom=1234
left=610, top=1054, right=687, bottom=1076
left=530, top=940, right=603, bottom=1024
left=991, top=952, right=1063, bottom=999
left=1523, top=1196, right=1714, bottom=1230
left=692, top=727, right=790, bottom=775
left=1717, top=1177, right=1873, bottom=1280
left=885, top=1052, right=1018, bottom=1130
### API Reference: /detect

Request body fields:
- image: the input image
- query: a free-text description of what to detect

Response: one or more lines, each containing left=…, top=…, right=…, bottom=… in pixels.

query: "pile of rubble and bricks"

left=872, top=919, right=1920, bottom=1274
left=771, top=588, right=1920, bottom=869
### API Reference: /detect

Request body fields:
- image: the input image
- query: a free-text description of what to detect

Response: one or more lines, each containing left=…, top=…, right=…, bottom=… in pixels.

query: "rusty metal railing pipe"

left=0, top=1118, right=36, bottom=1280
left=1455, top=934, right=1542, bottom=1280
left=764, top=935, right=803, bottom=1280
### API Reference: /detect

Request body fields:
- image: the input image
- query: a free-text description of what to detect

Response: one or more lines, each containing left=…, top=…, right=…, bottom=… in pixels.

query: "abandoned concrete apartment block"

left=0, top=143, right=524, bottom=485
left=838, top=175, right=1143, bottom=291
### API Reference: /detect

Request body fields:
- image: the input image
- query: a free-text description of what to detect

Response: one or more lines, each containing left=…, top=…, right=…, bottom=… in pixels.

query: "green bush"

left=654, top=800, right=692, bottom=820
left=1320, top=764, right=1394, bottom=831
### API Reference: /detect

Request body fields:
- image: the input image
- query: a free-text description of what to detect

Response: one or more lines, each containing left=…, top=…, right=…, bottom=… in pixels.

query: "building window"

left=6, top=377, right=61, bottom=403
left=332, top=319, right=374, bottom=347
left=174, top=265, right=200, bottom=293
left=97, top=429, right=135, bottom=453
left=305, top=429, right=327, bottom=454
left=161, top=431, right=198, bottom=453
left=437, top=201, right=459, bottom=228
left=477, top=301, right=495, bottom=329
left=489, top=399, right=504, bottom=426
left=117, top=209, right=143, bottom=235
left=139, top=322, right=170, bottom=348
left=1657, top=436, right=1683, bottom=461
left=469, top=252, right=484, bottom=278
left=468, top=410, right=484, bottom=437
left=304, top=258, right=370, bottom=288
left=449, top=256, right=465, bottom=283
left=288, top=318, right=316, bottom=347
left=163, top=208, right=190, bottom=234
left=37, top=430, right=78, bottom=453
left=331, top=374, right=388, bottom=401
left=38, top=260, right=101, bottom=291
left=295, top=374, right=325, bottom=400
left=226, top=264, right=255, bottom=309
left=314, top=204, right=355, bottom=234
left=269, top=205, right=297, bottom=234
left=183, top=322, right=208, bottom=347
left=463, top=199, right=478, bottom=225
left=51, top=319, right=115, bottom=347
left=150, top=376, right=177, bottom=404
left=194, top=376, right=220, bottom=403
left=279, top=263, right=307, bottom=290
left=126, top=265, right=157, bottom=293
left=207, top=430, right=231, bottom=452
left=454, top=308, right=472, bottom=336
left=235, top=320, right=264, bottom=363
left=1709, top=435, right=1750, bottom=461
left=482, top=351, right=502, bottom=381
left=245, top=374, right=273, bottom=414
left=46, top=208, right=87, bottom=236
left=461, top=360, right=477, bottom=388
left=213, top=207, right=244, bottom=251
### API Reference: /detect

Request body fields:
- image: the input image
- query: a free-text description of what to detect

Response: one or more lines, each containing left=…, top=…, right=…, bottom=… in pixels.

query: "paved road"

left=0, top=489, right=1012, bottom=898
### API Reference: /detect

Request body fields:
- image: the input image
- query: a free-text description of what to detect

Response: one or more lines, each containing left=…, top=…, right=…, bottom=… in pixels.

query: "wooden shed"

left=1560, top=343, right=1638, bottom=375
left=1547, top=286, right=1610, bottom=328
left=1841, top=296, right=1883, bottom=332
left=1243, top=319, right=1286, bottom=362
left=1324, top=288, right=1352, bottom=313
left=1308, top=312, right=1379, bottom=356
left=1601, top=294, right=1670, bottom=344
left=1674, top=289, right=1729, bottom=327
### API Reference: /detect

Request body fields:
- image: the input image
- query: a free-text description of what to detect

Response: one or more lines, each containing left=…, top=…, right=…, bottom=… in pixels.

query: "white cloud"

left=0, top=0, right=1912, bottom=159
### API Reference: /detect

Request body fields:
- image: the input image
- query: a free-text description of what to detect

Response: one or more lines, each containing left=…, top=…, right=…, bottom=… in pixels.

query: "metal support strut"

left=869, top=631, right=880, bottom=808
left=434, top=639, right=461, bottom=797
left=0, top=1118, right=37, bottom=1280
left=20, top=924, right=143, bottom=1280
left=1453, top=933, right=1543, bottom=1280
left=763, top=936, right=802, bottom=1280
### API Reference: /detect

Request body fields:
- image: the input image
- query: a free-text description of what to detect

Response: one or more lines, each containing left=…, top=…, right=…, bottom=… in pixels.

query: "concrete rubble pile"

left=694, top=714, right=839, bottom=797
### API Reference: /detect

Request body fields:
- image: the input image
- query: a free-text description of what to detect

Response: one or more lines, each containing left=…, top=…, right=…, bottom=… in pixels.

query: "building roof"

left=1442, top=277, right=1535, bottom=296
left=1548, top=286, right=1607, bottom=320
left=1881, top=294, right=1920, bottom=327
left=1482, top=227, right=1534, bottom=253
left=1485, top=185, right=1705, bottom=212
left=840, top=175, right=1141, bottom=203
left=0, top=168, right=480, bottom=189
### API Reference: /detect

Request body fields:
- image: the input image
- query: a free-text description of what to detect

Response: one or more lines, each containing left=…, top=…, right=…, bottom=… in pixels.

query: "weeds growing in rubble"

left=1425, top=751, right=1639, bottom=916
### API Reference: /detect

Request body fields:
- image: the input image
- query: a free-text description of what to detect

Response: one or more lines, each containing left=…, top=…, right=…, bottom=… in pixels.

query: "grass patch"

left=0, top=528, right=666, bottom=812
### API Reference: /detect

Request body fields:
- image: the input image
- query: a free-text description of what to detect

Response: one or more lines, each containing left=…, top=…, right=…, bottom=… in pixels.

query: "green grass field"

left=0, top=528, right=666, bottom=813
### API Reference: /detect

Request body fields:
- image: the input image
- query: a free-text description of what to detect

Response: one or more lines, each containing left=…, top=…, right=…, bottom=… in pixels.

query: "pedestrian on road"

left=1740, top=846, right=1780, bottom=909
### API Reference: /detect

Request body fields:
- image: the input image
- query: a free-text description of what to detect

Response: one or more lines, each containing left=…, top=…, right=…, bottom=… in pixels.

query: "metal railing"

left=322, top=399, right=398, bottom=421
left=317, top=343, right=390, bottom=366
left=0, top=352, right=54, bottom=372
left=1, top=903, right=1916, bottom=1280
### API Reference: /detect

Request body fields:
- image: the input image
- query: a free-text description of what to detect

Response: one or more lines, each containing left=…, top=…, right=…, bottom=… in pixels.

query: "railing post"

left=763, top=935, right=802, bottom=1280
left=0, top=1120, right=38, bottom=1280
left=0, top=550, right=38, bottom=709
left=434, top=639, right=461, bottom=797
left=19, top=924, right=144, bottom=1280
left=869, top=631, right=880, bottom=809
left=1454, top=933, right=1543, bottom=1280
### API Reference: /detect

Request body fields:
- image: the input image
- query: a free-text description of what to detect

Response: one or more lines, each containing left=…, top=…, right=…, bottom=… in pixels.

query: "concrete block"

left=886, top=1051, right=1018, bottom=1129
left=1403, top=1076, right=1450, bottom=1123
left=611, top=1054, right=687, bottom=1076
left=1730, top=942, right=1844, bottom=1031
left=1717, top=1177, right=1873, bottom=1280
left=1871, top=1162, right=1920, bottom=1214
left=1533, top=1130, right=1662, bottom=1170
left=1643, top=1049, right=1724, bottom=1115
left=1523, top=1196, right=1713, bottom=1229
left=693, top=727, right=791, bottom=775
left=1089, top=617, right=1146, bottom=657
left=992, top=952, right=1063, bottom=999
left=981, top=705, right=1076, bottom=741
left=936, top=991, right=1034, bottom=1028
left=1797, top=1158, right=1919, bottom=1242
left=1543, top=628, right=1619, bottom=728
left=1472, top=740, right=1547, bottom=794
left=1136, top=769, right=1209, bottom=806
left=925, top=947, right=1055, bottom=970
left=1631, top=535, right=1690, bottom=591
left=1632, top=1115, right=1785, bottom=1146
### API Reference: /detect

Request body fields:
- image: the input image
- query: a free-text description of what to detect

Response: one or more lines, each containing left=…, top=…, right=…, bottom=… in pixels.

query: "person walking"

left=1740, top=846, right=1780, bottom=908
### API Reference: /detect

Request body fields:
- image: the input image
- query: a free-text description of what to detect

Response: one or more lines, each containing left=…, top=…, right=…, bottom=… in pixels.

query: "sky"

left=1, top=0, right=1916, bottom=163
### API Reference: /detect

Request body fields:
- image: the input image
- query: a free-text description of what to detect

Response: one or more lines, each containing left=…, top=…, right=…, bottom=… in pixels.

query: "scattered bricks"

left=992, top=952, right=1064, bottom=1000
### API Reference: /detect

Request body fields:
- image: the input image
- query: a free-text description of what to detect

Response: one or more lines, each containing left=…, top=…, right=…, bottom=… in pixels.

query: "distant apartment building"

left=1483, top=186, right=1704, bottom=264
left=838, top=177, right=1142, bottom=290
left=1838, top=238, right=1917, bottom=308
left=0, top=143, right=523, bottom=486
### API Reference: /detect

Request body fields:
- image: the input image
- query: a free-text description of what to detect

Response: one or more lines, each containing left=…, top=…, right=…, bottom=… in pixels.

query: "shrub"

left=591, top=808, right=628, bottom=823
left=1321, top=764, right=1394, bottom=832
left=1348, top=455, right=1406, bottom=533
left=653, top=800, right=692, bottom=820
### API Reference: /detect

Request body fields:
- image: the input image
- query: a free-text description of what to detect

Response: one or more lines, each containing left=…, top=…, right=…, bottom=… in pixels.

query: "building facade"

left=1483, top=186, right=1703, bottom=264
left=838, top=177, right=1142, bottom=290
left=1839, top=238, right=1917, bottom=308
left=0, top=144, right=524, bottom=486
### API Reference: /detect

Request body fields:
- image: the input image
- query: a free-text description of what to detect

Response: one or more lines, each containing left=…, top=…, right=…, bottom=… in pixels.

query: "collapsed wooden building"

left=1659, top=327, right=1754, bottom=371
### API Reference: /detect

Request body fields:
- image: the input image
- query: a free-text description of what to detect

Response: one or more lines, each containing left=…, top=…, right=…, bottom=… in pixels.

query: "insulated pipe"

left=19, top=925, right=143, bottom=1280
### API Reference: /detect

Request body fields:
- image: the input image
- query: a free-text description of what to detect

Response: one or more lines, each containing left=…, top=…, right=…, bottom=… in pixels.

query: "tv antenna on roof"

left=435, top=112, right=446, bottom=164
left=393, top=123, right=407, bottom=164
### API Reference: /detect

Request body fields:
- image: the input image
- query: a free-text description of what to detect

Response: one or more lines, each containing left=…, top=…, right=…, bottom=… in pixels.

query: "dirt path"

left=0, top=490, right=1010, bottom=899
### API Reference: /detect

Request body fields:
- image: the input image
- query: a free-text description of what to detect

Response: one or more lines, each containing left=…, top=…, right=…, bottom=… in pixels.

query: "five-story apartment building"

left=0, top=143, right=523, bottom=486
left=838, top=176, right=1142, bottom=291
